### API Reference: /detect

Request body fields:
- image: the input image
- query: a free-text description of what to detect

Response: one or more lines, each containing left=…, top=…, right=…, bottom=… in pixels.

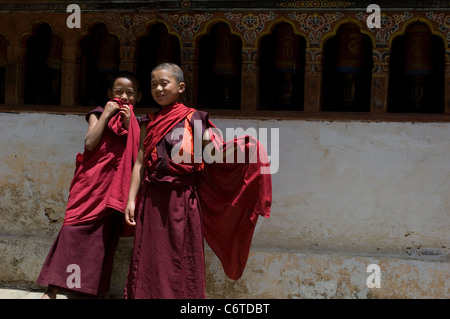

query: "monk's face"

left=108, top=77, right=141, bottom=106
left=150, top=68, right=185, bottom=107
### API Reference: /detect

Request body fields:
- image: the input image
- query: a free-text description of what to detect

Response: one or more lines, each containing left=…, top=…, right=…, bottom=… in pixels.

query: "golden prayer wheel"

left=335, top=24, right=367, bottom=109
left=274, top=24, right=300, bottom=105
left=336, top=23, right=366, bottom=74
left=97, top=32, right=119, bottom=104
left=97, top=33, right=119, bottom=72
left=404, top=23, right=432, bottom=111
left=404, top=23, right=432, bottom=75
left=153, top=24, right=179, bottom=65
left=274, top=24, right=300, bottom=73
left=46, top=35, right=62, bottom=70
left=213, top=24, right=240, bottom=105
left=213, top=24, right=240, bottom=76
left=46, top=35, right=62, bottom=103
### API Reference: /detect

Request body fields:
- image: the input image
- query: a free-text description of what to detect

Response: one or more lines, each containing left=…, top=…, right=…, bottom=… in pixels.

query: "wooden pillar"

left=370, top=50, right=389, bottom=113
left=5, top=45, right=25, bottom=105
left=241, top=48, right=257, bottom=112
left=304, top=48, right=322, bottom=112
left=445, top=50, right=450, bottom=114
left=181, top=47, right=196, bottom=108
left=61, top=44, right=77, bottom=106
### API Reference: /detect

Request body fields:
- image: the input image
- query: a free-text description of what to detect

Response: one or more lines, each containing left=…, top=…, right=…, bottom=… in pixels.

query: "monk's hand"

left=119, top=104, right=131, bottom=130
left=125, top=201, right=136, bottom=226
left=104, top=101, right=120, bottom=118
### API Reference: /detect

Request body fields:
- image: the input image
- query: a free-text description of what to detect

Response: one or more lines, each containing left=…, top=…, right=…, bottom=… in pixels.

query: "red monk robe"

left=124, top=102, right=271, bottom=299
left=37, top=99, right=140, bottom=296
left=63, top=99, right=140, bottom=229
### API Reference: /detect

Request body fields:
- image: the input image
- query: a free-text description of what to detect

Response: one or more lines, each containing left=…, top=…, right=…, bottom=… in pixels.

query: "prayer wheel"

left=79, top=25, right=118, bottom=105
left=46, top=35, right=62, bottom=104
left=96, top=31, right=119, bottom=104
left=214, top=24, right=240, bottom=77
left=336, top=23, right=366, bottom=74
left=275, top=24, right=300, bottom=73
left=213, top=24, right=240, bottom=105
left=274, top=24, right=300, bottom=105
left=97, top=32, right=119, bottom=73
left=404, top=23, right=432, bottom=76
left=335, top=24, right=366, bottom=109
left=0, top=36, right=6, bottom=68
left=46, top=35, right=62, bottom=70
left=404, top=23, right=432, bottom=111
left=153, top=24, right=179, bottom=65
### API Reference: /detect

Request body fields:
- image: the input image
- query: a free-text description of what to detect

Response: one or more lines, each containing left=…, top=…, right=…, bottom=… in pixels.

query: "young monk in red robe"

left=123, top=63, right=272, bottom=299
left=37, top=71, right=142, bottom=299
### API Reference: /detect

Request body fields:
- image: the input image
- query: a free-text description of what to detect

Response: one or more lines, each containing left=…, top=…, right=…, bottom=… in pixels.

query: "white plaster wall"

left=0, top=112, right=449, bottom=298
left=0, top=113, right=85, bottom=238
left=210, top=118, right=450, bottom=257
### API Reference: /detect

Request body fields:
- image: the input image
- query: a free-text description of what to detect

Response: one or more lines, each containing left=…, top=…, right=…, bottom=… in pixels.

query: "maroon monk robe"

left=37, top=99, right=140, bottom=296
left=124, top=102, right=271, bottom=299
left=63, top=98, right=140, bottom=236
left=198, top=122, right=272, bottom=280
left=36, top=210, right=123, bottom=296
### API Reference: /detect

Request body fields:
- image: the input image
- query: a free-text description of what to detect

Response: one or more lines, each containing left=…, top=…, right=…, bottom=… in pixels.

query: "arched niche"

left=78, top=23, right=120, bottom=106
left=258, top=22, right=306, bottom=111
left=322, top=23, right=373, bottom=112
left=388, top=22, right=445, bottom=114
left=198, top=22, right=242, bottom=110
left=24, top=23, right=62, bottom=105
left=135, top=23, right=181, bottom=108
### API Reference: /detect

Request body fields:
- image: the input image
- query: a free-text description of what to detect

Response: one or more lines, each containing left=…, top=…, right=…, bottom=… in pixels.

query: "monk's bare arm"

left=125, top=124, right=147, bottom=226
left=84, top=101, right=120, bottom=151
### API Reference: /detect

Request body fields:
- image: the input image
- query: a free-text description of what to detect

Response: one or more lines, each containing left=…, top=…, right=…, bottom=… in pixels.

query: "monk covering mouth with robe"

left=37, top=72, right=141, bottom=299
left=124, top=63, right=272, bottom=299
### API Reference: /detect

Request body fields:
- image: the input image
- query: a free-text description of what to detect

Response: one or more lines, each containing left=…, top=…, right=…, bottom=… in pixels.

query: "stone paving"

left=0, top=286, right=121, bottom=299
left=0, top=287, right=64, bottom=299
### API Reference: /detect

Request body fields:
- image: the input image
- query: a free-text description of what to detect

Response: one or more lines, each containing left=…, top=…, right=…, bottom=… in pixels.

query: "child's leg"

left=40, top=286, right=57, bottom=299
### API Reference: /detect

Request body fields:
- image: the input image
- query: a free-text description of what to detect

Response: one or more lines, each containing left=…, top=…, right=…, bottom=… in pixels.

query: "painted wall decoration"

left=0, top=5, right=449, bottom=114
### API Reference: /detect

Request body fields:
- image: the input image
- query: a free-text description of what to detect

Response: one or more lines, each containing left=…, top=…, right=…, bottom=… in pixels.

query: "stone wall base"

left=1, top=236, right=448, bottom=299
